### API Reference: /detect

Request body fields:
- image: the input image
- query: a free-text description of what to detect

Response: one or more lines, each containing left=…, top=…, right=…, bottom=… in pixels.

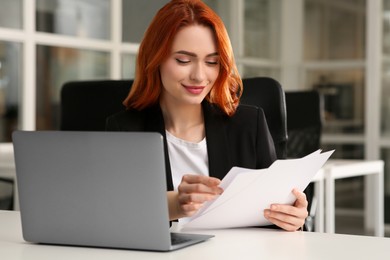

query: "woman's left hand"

left=263, top=188, right=308, bottom=231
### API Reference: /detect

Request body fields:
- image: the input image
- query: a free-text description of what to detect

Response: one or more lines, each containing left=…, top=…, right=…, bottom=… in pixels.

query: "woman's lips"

left=183, top=85, right=206, bottom=94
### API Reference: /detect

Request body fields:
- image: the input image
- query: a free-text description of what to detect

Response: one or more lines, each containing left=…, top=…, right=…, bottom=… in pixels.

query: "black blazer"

left=106, top=101, right=277, bottom=191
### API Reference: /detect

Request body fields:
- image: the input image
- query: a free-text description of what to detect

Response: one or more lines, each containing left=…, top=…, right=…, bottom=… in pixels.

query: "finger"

left=178, top=182, right=223, bottom=195
left=264, top=213, right=300, bottom=231
left=265, top=208, right=306, bottom=226
left=292, top=188, right=308, bottom=207
left=182, top=174, right=221, bottom=187
left=180, top=203, right=203, bottom=217
left=269, top=204, right=308, bottom=219
left=264, top=209, right=305, bottom=231
left=179, top=176, right=223, bottom=194
left=178, top=193, right=218, bottom=204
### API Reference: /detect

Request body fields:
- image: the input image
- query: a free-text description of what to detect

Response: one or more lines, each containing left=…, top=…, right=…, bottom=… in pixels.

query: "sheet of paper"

left=184, top=149, right=334, bottom=229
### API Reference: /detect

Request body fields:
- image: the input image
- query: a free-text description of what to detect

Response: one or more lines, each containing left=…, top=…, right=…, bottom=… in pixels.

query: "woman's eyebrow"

left=174, top=50, right=219, bottom=57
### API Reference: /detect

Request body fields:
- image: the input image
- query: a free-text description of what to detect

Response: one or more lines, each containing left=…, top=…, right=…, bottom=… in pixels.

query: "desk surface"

left=1, top=211, right=389, bottom=260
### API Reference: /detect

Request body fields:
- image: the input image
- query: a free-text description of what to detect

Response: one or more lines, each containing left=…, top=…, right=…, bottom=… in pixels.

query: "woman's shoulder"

left=236, top=104, right=264, bottom=114
left=203, top=101, right=264, bottom=118
left=203, top=102, right=266, bottom=127
left=234, top=104, right=266, bottom=121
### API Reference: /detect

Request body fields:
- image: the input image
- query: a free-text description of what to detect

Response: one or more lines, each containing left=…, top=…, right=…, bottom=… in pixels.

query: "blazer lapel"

left=203, top=102, right=231, bottom=180
left=144, top=106, right=174, bottom=191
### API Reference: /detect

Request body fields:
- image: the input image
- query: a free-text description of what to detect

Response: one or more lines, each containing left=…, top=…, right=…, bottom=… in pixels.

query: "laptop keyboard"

left=170, top=233, right=194, bottom=245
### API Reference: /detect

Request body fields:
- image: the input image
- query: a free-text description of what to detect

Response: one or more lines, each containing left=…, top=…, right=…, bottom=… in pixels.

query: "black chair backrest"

left=285, top=90, right=323, bottom=158
left=60, top=80, right=133, bottom=131
left=240, top=77, right=287, bottom=159
left=285, top=90, right=323, bottom=228
left=60, top=77, right=287, bottom=158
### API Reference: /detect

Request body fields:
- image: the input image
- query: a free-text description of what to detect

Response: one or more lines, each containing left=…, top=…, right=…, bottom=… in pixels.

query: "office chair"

left=285, top=90, right=323, bottom=158
left=285, top=90, right=324, bottom=231
left=61, top=77, right=288, bottom=161
left=240, top=77, right=287, bottom=159
left=60, top=80, right=133, bottom=131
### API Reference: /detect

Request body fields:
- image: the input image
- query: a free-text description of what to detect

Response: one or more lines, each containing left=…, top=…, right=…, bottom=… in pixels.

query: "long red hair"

left=123, top=0, right=242, bottom=116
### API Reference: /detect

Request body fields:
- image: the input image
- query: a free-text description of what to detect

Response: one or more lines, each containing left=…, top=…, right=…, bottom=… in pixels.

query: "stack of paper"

left=184, top=149, right=334, bottom=229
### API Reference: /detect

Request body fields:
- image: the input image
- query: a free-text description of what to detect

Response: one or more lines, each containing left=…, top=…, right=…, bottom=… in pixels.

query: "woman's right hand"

left=168, top=175, right=223, bottom=220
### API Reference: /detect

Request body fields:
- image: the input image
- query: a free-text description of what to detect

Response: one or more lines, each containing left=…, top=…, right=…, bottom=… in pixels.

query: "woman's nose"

left=190, top=63, right=206, bottom=83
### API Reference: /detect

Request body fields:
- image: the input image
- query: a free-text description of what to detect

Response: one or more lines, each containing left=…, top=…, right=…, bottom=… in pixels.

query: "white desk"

left=0, top=211, right=389, bottom=260
left=313, top=159, right=384, bottom=236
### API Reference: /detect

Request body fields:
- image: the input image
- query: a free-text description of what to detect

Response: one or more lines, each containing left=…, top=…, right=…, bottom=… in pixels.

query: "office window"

left=121, top=53, right=136, bottom=79
left=241, top=66, right=279, bottom=80
left=203, top=0, right=218, bottom=10
left=36, top=46, right=109, bottom=130
left=36, top=0, right=111, bottom=40
left=383, top=149, right=390, bottom=197
left=382, top=62, right=390, bottom=136
left=323, top=143, right=364, bottom=160
left=244, top=0, right=280, bottom=60
left=237, top=0, right=281, bottom=81
left=122, top=0, right=168, bottom=43
left=306, top=69, right=364, bottom=135
left=121, top=0, right=228, bottom=44
left=381, top=148, right=390, bottom=223
left=0, top=0, right=22, bottom=29
left=0, top=41, right=22, bottom=142
left=382, top=4, right=390, bottom=137
left=305, top=0, right=365, bottom=60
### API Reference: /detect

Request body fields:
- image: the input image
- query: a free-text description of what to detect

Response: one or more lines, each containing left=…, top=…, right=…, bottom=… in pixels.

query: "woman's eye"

left=206, top=61, right=219, bottom=65
left=176, top=58, right=190, bottom=64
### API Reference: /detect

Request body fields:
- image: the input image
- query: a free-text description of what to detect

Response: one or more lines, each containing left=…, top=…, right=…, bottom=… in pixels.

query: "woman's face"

left=159, top=24, right=220, bottom=107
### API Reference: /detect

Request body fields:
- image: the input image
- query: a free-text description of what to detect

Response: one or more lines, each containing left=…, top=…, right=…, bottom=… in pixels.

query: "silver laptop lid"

left=13, top=131, right=173, bottom=250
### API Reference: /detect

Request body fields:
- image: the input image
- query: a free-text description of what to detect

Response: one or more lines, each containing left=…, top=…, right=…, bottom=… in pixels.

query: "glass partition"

left=36, top=45, right=109, bottom=130
left=322, top=143, right=364, bottom=160
left=382, top=2, right=390, bottom=137
left=244, top=0, right=281, bottom=60
left=36, top=0, right=110, bottom=40
left=0, top=41, right=22, bottom=142
left=381, top=148, right=390, bottom=223
left=0, top=0, right=22, bottom=29
left=121, top=53, right=136, bottom=79
left=122, top=0, right=167, bottom=43
left=382, top=0, right=390, bottom=226
left=306, top=69, right=365, bottom=135
left=304, top=0, right=365, bottom=60
left=381, top=62, right=390, bottom=137
left=242, top=66, right=280, bottom=80
left=382, top=149, right=390, bottom=199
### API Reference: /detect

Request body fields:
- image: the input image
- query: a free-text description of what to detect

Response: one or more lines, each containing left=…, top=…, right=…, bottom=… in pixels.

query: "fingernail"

left=271, top=205, right=277, bottom=210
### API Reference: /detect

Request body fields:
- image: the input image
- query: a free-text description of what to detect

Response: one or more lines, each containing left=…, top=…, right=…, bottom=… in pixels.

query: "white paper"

left=184, top=149, right=334, bottom=229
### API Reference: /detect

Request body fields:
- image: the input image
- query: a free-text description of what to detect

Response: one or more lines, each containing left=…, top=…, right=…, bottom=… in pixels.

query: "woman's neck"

left=160, top=100, right=205, bottom=143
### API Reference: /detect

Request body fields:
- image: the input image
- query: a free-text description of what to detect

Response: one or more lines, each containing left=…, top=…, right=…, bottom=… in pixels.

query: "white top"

left=166, top=130, right=209, bottom=190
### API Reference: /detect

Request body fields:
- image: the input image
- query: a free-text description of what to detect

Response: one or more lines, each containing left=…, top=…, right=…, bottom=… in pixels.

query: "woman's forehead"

left=170, top=25, right=218, bottom=56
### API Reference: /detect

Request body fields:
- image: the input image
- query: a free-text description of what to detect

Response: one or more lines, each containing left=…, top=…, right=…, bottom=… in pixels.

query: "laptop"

left=12, top=131, right=213, bottom=251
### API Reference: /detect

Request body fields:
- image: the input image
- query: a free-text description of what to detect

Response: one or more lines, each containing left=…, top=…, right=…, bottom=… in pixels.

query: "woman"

left=106, top=0, right=308, bottom=231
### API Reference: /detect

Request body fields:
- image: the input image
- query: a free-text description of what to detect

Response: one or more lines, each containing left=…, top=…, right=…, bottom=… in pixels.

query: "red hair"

left=123, top=0, right=242, bottom=116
